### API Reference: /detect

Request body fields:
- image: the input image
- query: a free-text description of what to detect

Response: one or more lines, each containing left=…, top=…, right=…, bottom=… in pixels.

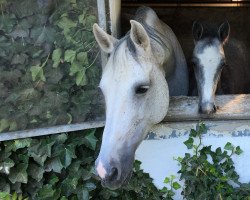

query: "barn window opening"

left=1, top=0, right=250, bottom=140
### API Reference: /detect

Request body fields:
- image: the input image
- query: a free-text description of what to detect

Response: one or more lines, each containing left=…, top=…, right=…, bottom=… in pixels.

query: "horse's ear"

left=93, top=23, right=118, bottom=53
left=192, top=21, right=203, bottom=41
left=218, top=21, right=230, bottom=44
left=130, top=20, right=150, bottom=51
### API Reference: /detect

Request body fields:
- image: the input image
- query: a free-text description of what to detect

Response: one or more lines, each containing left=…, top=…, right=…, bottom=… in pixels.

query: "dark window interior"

left=121, top=1, right=250, bottom=95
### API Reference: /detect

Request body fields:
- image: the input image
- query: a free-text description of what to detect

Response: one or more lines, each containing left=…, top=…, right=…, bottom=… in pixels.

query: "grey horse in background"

left=192, top=20, right=250, bottom=114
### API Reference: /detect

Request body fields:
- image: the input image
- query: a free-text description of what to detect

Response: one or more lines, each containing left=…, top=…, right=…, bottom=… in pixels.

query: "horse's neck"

left=141, top=15, right=176, bottom=76
left=135, top=8, right=189, bottom=95
left=147, top=18, right=189, bottom=96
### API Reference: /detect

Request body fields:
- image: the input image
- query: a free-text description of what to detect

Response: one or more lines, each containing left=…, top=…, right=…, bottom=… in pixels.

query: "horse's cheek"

left=148, top=74, right=169, bottom=124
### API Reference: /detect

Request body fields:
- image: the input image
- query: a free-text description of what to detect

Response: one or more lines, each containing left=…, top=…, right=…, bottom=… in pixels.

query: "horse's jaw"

left=95, top=120, right=152, bottom=186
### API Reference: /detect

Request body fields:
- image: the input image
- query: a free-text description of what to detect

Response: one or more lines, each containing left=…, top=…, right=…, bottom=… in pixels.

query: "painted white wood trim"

left=0, top=121, right=105, bottom=142
left=109, top=0, right=121, bottom=38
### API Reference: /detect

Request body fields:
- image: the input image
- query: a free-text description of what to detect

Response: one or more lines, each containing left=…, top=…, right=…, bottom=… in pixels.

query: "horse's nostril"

left=213, top=105, right=217, bottom=112
left=199, top=103, right=216, bottom=114
left=108, top=167, right=118, bottom=182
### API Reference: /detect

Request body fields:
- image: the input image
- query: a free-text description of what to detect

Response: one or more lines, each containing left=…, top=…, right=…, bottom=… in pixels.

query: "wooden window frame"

left=1, top=0, right=250, bottom=141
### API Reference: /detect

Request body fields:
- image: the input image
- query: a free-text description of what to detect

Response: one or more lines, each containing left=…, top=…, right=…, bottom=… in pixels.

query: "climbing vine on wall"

left=0, top=0, right=104, bottom=133
left=177, top=123, right=250, bottom=199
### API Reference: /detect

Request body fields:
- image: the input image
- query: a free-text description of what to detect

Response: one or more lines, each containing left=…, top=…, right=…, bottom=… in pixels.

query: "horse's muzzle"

left=199, top=102, right=216, bottom=114
left=95, top=157, right=133, bottom=190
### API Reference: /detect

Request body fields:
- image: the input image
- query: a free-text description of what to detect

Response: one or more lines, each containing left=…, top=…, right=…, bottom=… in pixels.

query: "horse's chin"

left=101, top=170, right=133, bottom=190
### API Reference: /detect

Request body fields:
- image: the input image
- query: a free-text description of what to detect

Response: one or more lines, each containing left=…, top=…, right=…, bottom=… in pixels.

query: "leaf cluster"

left=0, top=129, right=164, bottom=200
left=161, top=175, right=181, bottom=200
left=178, top=122, right=250, bottom=200
left=0, top=0, right=104, bottom=133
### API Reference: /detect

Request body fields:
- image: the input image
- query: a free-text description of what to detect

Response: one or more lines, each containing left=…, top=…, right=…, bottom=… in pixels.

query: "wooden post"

left=96, top=0, right=121, bottom=68
left=97, top=0, right=108, bottom=68
left=109, top=0, right=121, bottom=38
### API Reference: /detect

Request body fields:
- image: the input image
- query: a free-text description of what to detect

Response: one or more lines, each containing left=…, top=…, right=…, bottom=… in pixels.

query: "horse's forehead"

left=195, top=39, right=222, bottom=55
left=101, top=47, right=150, bottom=89
left=195, top=40, right=224, bottom=61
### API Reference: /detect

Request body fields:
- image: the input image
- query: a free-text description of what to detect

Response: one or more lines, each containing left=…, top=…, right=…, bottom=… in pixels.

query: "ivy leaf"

left=85, top=15, right=96, bottom=29
left=61, top=176, right=79, bottom=195
left=0, top=158, right=15, bottom=174
left=52, top=48, right=62, bottom=68
left=164, top=177, right=170, bottom=184
left=198, top=122, right=207, bottom=134
left=0, top=177, right=10, bottom=193
left=9, top=163, right=28, bottom=184
left=12, top=192, right=17, bottom=200
left=37, top=185, right=55, bottom=199
left=30, top=65, right=46, bottom=82
left=11, top=54, right=27, bottom=65
left=184, top=138, right=194, bottom=149
left=13, top=139, right=32, bottom=151
left=64, top=50, right=76, bottom=63
left=35, top=27, right=56, bottom=45
left=64, top=146, right=76, bottom=168
left=190, top=129, right=197, bottom=138
left=0, top=192, right=11, bottom=199
left=82, top=168, right=92, bottom=181
left=77, top=189, right=89, bottom=200
left=46, top=157, right=63, bottom=173
left=77, top=52, right=88, bottom=65
left=224, top=142, right=234, bottom=151
left=84, top=130, right=98, bottom=150
left=28, top=140, right=55, bottom=166
left=48, top=174, right=59, bottom=186
left=9, top=121, right=17, bottom=131
left=28, top=163, right=44, bottom=182
left=134, top=160, right=141, bottom=172
left=69, top=61, right=81, bottom=76
left=0, top=119, right=10, bottom=132
left=78, top=10, right=87, bottom=24
left=235, top=146, right=243, bottom=155
left=57, top=16, right=77, bottom=33
left=84, top=182, right=96, bottom=191
left=76, top=69, right=87, bottom=86
left=173, top=182, right=181, bottom=190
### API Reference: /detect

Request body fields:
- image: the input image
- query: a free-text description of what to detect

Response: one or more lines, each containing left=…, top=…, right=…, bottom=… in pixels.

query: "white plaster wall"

left=135, top=121, right=250, bottom=199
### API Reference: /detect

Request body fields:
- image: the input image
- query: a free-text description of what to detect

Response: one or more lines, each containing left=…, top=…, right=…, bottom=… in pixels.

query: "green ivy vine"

left=0, top=129, right=164, bottom=200
left=0, top=0, right=104, bottom=133
left=177, top=122, right=250, bottom=199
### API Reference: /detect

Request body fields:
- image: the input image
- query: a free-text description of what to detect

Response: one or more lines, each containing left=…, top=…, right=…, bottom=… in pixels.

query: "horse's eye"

left=135, top=85, right=149, bottom=94
left=221, top=62, right=226, bottom=68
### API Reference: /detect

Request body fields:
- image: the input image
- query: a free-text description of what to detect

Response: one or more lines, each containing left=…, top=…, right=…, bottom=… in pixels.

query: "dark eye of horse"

left=221, top=62, right=226, bottom=68
left=135, top=85, right=149, bottom=95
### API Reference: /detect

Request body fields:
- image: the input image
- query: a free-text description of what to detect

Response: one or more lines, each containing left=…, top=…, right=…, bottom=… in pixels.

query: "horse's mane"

left=112, top=7, right=167, bottom=62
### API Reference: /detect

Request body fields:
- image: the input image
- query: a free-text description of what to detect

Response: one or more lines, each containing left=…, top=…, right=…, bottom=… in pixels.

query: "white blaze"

left=196, top=44, right=222, bottom=102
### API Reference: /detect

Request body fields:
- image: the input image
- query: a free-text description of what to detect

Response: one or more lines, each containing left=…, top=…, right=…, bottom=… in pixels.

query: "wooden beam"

left=165, top=94, right=250, bottom=122
left=1, top=94, right=250, bottom=141
left=121, top=3, right=250, bottom=7
left=0, top=121, right=105, bottom=142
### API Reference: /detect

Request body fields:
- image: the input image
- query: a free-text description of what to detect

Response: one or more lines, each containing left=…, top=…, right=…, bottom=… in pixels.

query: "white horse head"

left=93, top=7, right=188, bottom=189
